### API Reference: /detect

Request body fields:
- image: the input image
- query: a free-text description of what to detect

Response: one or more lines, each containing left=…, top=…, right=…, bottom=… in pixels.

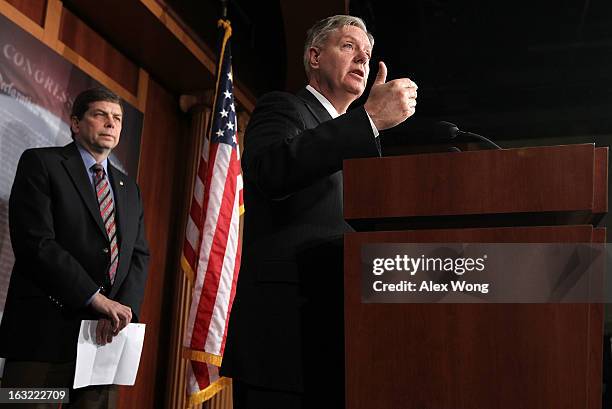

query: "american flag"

left=181, top=19, right=243, bottom=405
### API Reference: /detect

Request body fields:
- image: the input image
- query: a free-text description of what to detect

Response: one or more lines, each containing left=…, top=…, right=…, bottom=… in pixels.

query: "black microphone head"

left=434, top=121, right=460, bottom=140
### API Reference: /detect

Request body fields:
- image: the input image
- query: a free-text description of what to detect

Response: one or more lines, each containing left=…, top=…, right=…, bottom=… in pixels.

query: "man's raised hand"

left=364, top=61, right=418, bottom=130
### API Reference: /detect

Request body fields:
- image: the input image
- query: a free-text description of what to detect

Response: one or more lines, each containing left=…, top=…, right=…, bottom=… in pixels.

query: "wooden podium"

left=343, top=144, right=608, bottom=409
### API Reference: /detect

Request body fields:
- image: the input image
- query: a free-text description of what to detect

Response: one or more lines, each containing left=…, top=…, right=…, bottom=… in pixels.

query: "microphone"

left=434, top=121, right=502, bottom=150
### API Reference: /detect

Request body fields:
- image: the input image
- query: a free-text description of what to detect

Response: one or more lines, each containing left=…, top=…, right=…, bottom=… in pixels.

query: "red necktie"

left=92, top=164, right=118, bottom=284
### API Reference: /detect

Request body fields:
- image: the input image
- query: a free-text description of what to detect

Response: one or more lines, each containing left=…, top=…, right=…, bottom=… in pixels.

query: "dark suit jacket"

left=220, top=88, right=380, bottom=393
left=0, top=142, right=149, bottom=362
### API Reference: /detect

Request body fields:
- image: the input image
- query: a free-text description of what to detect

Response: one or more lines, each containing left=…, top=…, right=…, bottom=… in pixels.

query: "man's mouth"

left=349, top=69, right=364, bottom=79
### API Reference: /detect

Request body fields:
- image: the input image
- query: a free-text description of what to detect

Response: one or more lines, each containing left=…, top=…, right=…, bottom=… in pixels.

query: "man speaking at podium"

left=0, top=87, right=149, bottom=409
left=222, top=15, right=418, bottom=408
left=221, top=15, right=417, bottom=409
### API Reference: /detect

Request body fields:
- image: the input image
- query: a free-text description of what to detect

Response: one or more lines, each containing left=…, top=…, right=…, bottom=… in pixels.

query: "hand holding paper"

left=73, top=320, right=145, bottom=389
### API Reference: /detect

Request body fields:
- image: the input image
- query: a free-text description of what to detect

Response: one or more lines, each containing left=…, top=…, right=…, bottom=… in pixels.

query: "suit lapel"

left=61, top=143, right=108, bottom=239
left=297, top=87, right=382, bottom=156
left=107, top=163, right=127, bottom=246
left=108, top=163, right=129, bottom=291
left=296, top=88, right=333, bottom=125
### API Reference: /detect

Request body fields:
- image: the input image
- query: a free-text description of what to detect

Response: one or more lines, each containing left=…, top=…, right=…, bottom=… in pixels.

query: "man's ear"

left=70, top=116, right=79, bottom=135
left=308, top=47, right=320, bottom=69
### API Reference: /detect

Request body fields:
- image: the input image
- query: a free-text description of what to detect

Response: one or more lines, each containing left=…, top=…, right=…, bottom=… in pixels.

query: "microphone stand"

left=458, top=131, right=503, bottom=150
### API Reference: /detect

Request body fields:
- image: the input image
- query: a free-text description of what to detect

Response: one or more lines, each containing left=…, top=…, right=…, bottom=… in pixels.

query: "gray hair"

left=303, top=15, right=374, bottom=76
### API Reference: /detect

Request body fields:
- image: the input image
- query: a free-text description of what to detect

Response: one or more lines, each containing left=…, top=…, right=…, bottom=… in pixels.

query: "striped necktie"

left=92, top=164, right=118, bottom=284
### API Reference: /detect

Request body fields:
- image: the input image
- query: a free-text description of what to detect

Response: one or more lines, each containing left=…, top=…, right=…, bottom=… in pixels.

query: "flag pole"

left=221, top=0, right=228, bottom=19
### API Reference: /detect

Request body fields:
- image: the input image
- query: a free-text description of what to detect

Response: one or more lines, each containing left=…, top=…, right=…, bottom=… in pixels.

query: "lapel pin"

left=120, top=181, right=124, bottom=186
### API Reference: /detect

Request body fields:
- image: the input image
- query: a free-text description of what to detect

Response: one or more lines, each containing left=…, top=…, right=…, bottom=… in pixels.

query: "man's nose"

left=354, top=50, right=368, bottom=64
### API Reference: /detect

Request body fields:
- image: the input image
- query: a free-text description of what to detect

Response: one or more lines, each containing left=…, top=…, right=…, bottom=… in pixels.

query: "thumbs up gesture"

left=364, top=61, right=418, bottom=130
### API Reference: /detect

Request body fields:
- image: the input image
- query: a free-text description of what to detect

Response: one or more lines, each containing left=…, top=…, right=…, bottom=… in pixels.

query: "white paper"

left=73, top=320, right=146, bottom=389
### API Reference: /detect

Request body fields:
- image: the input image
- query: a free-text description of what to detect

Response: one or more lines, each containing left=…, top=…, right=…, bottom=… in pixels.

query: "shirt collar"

left=76, top=142, right=109, bottom=175
left=306, top=85, right=340, bottom=118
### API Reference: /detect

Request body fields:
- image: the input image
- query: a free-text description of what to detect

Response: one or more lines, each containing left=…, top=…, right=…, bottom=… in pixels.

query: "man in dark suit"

left=0, top=87, right=149, bottom=409
left=221, top=15, right=417, bottom=408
